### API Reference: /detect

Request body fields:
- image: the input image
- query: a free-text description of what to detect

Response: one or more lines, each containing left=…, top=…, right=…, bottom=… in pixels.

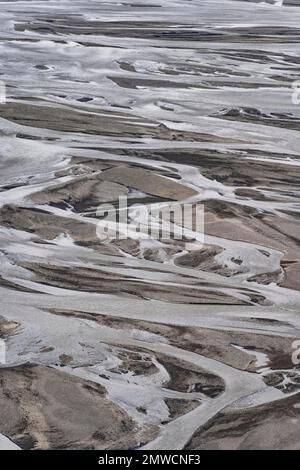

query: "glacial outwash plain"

left=0, top=0, right=300, bottom=451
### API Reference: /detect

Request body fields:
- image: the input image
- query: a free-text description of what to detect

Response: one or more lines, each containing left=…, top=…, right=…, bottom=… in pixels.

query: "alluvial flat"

left=0, top=0, right=300, bottom=450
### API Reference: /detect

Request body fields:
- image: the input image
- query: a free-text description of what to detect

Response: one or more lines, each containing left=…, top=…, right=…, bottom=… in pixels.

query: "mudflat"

left=0, top=0, right=300, bottom=451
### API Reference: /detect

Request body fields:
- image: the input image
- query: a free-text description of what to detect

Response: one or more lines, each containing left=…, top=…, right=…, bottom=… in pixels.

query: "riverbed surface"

left=0, top=0, right=300, bottom=450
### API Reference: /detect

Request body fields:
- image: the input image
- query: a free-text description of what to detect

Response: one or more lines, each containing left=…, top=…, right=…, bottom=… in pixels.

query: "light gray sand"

left=0, top=0, right=300, bottom=450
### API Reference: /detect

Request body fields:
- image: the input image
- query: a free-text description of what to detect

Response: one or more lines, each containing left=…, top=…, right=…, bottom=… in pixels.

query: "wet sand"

left=0, top=0, right=300, bottom=450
